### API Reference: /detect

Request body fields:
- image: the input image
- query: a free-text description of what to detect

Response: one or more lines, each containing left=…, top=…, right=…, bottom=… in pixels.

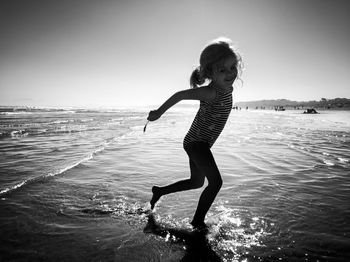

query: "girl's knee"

left=216, top=177, right=223, bottom=189
left=208, top=177, right=222, bottom=191
left=190, top=178, right=205, bottom=189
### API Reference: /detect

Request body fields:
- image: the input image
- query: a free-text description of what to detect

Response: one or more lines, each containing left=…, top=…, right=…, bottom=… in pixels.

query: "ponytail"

left=190, top=67, right=205, bottom=88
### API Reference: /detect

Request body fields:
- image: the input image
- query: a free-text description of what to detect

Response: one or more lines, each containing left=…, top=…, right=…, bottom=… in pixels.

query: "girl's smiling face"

left=211, top=56, right=237, bottom=91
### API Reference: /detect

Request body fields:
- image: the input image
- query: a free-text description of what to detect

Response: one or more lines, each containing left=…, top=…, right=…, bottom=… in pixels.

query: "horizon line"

left=0, top=97, right=349, bottom=109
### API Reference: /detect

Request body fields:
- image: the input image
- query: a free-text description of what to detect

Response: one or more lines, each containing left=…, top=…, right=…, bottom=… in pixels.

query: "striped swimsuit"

left=183, top=88, right=233, bottom=149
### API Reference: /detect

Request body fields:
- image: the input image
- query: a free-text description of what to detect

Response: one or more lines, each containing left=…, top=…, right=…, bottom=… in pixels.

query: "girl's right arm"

left=147, top=86, right=216, bottom=121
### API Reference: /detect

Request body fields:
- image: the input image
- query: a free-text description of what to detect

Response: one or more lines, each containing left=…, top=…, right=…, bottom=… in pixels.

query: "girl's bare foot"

left=150, top=186, right=162, bottom=209
left=190, top=220, right=208, bottom=232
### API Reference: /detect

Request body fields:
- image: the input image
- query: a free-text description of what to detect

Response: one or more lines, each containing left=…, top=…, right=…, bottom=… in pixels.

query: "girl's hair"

left=190, top=37, right=243, bottom=88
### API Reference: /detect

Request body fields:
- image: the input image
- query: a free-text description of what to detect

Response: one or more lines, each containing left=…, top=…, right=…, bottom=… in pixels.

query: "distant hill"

left=234, top=98, right=350, bottom=110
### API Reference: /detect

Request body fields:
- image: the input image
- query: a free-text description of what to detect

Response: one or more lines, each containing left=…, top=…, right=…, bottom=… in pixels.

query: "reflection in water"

left=142, top=205, right=272, bottom=261
left=144, top=213, right=222, bottom=262
left=208, top=205, right=270, bottom=261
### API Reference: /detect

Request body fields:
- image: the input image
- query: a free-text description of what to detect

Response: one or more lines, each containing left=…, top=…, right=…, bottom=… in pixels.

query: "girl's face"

left=211, top=56, right=237, bottom=91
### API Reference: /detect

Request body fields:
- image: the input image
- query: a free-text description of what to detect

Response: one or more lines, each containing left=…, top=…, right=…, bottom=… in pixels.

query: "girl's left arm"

left=147, top=87, right=215, bottom=121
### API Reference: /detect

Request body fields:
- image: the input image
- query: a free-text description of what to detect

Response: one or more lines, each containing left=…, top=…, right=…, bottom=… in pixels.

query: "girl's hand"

left=147, top=109, right=162, bottom=121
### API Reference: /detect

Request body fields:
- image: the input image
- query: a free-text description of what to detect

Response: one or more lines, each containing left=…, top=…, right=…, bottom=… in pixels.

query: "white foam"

left=0, top=181, right=26, bottom=196
left=11, top=130, right=28, bottom=138
left=323, top=160, right=335, bottom=166
left=0, top=133, right=128, bottom=196
left=50, top=120, right=69, bottom=124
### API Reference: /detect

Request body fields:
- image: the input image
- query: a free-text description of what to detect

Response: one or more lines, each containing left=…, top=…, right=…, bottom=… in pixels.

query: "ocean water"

left=0, top=107, right=349, bottom=261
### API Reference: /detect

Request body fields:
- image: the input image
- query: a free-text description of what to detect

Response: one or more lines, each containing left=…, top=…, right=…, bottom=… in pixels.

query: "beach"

left=1, top=107, right=349, bottom=261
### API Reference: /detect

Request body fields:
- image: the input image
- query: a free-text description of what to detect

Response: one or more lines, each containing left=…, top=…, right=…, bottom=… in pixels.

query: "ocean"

left=0, top=107, right=349, bottom=261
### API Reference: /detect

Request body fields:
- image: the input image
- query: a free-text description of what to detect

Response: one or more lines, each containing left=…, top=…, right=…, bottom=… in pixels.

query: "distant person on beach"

left=147, top=38, right=242, bottom=230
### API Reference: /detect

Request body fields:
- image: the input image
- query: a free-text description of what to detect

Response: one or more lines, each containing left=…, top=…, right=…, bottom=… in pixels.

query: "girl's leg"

left=189, top=145, right=222, bottom=227
left=150, top=159, right=205, bottom=209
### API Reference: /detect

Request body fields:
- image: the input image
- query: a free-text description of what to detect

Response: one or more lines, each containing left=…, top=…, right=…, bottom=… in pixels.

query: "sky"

left=1, top=0, right=350, bottom=108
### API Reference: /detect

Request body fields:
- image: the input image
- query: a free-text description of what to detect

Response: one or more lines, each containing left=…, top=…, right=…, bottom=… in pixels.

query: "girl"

left=147, top=38, right=242, bottom=229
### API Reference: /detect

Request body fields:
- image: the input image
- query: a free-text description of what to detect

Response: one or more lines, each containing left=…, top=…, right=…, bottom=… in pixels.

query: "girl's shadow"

left=143, top=213, right=221, bottom=262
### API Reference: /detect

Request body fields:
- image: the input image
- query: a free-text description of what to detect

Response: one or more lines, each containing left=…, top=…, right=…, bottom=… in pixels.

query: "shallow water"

left=0, top=108, right=350, bottom=261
